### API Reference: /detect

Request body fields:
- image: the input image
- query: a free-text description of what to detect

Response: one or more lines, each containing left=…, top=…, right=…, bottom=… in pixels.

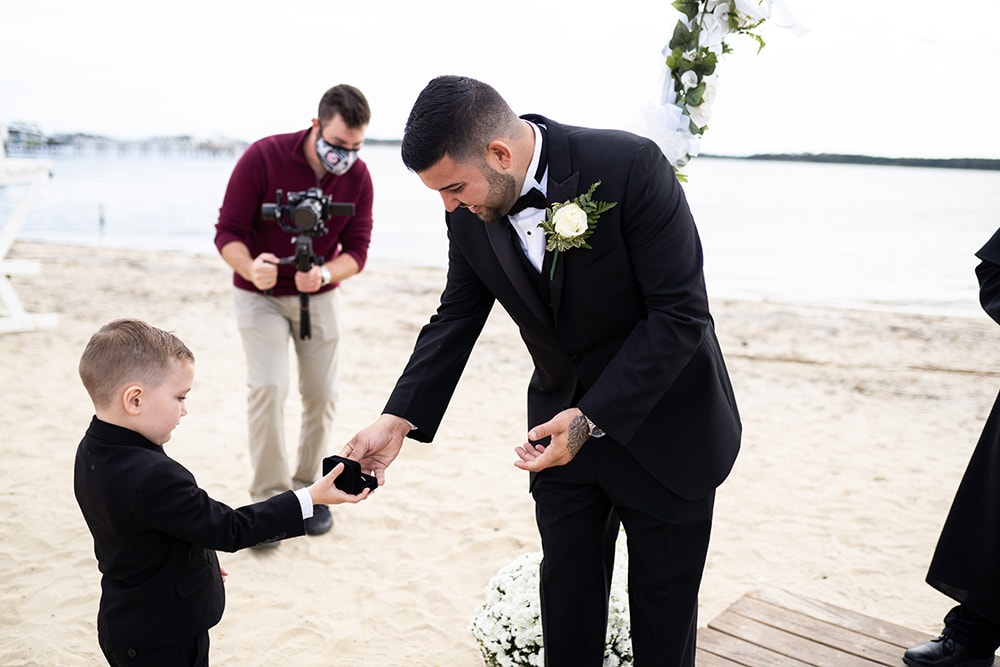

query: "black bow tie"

left=507, top=187, right=547, bottom=217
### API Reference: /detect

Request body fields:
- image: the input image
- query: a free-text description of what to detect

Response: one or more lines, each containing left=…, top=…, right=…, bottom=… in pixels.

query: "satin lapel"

left=541, top=138, right=580, bottom=327
left=485, top=221, right=554, bottom=328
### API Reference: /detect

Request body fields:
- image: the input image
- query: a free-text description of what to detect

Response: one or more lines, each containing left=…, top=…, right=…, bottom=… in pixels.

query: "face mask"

left=316, top=137, right=358, bottom=176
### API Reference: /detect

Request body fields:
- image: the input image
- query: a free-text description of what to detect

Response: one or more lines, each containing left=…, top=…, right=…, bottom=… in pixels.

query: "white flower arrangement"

left=642, top=0, right=776, bottom=178
left=470, top=536, right=632, bottom=667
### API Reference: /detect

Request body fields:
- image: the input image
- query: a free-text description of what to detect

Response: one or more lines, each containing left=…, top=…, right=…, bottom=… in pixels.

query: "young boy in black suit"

left=74, top=318, right=370, bottom=666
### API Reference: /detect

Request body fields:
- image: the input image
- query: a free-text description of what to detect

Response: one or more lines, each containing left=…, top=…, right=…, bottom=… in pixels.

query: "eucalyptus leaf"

left=686, top=82, right=706, bottom=106
left=671, top=0, right=700, bottom=21
left=668, top=20, right=694, bottom=51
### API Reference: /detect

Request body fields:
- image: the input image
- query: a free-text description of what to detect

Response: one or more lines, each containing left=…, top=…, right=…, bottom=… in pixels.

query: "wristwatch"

left=320, top=266, right=332, bottom=286
left=585, top=415, right=605, bottom=438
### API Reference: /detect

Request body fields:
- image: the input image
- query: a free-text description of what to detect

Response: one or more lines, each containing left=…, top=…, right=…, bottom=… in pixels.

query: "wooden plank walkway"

left=695, top=589, right=996, bottom=666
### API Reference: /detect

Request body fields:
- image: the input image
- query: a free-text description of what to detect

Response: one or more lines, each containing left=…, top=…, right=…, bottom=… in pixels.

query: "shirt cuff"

left=293, top=488, right=313, bottom=519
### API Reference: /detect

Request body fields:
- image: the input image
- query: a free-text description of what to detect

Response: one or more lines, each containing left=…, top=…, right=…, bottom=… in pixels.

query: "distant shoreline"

left=702, top=152, right=1000, bottom=171
left=5, top=126, right=998, bottom=171
left=10, top=144, right=998, bottom=173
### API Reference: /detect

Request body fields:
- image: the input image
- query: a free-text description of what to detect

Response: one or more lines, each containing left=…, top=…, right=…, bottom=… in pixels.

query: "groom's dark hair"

left=401, top=75, right=521, bottom=173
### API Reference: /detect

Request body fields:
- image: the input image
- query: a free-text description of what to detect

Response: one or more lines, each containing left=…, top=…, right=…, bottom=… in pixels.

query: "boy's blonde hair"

left=79, top=319, right=194, bottom=409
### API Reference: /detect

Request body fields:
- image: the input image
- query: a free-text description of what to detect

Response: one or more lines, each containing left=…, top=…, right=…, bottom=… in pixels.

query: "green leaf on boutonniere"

left=538, top=181, right=617, bottom=280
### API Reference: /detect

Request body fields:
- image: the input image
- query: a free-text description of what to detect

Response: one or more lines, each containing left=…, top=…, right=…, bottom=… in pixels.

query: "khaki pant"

left=233, top=288, right=341, bottom=501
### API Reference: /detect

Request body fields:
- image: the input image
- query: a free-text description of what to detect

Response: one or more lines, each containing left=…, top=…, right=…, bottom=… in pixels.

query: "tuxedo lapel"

left=532, top=116, right=579, bottom=326
left=488, top=116, right=581, bottom=328
left=543, top=176, right=578, bottom=324
left=486, top=220, right=554, bottom=327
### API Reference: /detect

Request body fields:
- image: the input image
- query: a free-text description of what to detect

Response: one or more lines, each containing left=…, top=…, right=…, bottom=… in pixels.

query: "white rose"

left=680, top=70, right=699, bottom=91
left=552, top=203, right=589, bottom=238
left=698, top=13, right=728, bottom=50
left=687, top=75, right=718, bottom=128
left=687, top=103, right=711, bottom=129
left=711, top=0, right=732, bottom=24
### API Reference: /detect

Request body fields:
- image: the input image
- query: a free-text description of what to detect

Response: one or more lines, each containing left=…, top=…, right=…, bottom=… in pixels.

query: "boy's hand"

left=307, top=463, right=372, bottom=505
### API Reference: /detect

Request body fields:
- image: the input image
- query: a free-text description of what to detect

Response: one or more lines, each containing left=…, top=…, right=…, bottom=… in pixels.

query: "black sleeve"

left=977, top=257, right=1000, bottom=326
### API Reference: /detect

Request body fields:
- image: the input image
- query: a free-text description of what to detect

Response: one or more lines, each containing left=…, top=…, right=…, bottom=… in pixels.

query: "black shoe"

left=903, top=634, right=995, bottom=667
left=304, top=504, right=333, bottom=536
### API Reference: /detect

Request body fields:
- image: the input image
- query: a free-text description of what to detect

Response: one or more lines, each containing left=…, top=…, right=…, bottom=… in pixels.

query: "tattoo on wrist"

left=568, top=415, right=589, bottom=457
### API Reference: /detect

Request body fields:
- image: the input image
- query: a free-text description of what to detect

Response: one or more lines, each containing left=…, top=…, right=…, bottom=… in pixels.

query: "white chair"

left=0, top=131, right=57, bottom=333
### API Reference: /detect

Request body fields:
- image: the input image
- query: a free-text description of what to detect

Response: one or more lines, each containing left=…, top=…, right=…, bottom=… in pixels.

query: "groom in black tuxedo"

left=341, top=75, right=741, bottom=666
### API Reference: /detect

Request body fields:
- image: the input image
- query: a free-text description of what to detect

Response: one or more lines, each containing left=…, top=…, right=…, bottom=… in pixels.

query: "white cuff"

left=293, top=488, right=313, bottom=519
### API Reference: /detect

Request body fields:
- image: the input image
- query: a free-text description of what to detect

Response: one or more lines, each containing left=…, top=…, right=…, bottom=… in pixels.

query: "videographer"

left=214, top=84, right=373, bottom=540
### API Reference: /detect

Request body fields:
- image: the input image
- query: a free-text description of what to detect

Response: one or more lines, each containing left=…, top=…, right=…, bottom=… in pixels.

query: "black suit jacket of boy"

left=384, top=116, right=741, bottom=501
left=74, top=417, right=305, bottom=647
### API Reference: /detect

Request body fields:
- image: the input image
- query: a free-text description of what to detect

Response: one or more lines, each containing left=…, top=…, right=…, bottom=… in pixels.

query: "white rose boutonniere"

left=538, top=181, right=617, bottom=279
left=552, top=203, right=589, bottom=239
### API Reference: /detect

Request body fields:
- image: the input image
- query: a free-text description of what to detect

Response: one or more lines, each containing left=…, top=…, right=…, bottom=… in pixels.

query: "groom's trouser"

left=531, top=437, right=714, bottom=667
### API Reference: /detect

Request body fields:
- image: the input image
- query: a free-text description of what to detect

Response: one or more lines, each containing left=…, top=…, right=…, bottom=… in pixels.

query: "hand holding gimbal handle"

left=277, top=235, right=324, bottom=340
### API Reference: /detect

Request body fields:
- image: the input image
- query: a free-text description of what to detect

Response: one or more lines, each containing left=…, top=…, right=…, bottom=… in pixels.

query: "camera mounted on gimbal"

left=260, top=187, right=355, bottom=340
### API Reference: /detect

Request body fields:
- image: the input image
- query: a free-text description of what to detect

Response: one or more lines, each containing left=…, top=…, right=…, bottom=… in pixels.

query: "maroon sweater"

left=214, top=128, right=374, bottom=296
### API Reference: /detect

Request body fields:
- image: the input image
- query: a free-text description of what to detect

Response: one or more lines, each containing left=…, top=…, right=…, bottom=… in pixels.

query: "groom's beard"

left=474, top=168, right=518, bottom=223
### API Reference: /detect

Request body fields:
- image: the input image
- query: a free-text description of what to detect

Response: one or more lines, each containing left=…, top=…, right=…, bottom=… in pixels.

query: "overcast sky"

left=2, top=0, right=999, bottom=159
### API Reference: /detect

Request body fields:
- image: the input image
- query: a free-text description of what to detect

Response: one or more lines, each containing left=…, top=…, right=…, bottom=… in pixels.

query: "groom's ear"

left=486, top=140, right=514, bottom=171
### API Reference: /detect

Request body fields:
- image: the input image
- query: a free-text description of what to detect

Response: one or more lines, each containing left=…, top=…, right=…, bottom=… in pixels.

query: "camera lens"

left=292, top=199, right=323, bottom=231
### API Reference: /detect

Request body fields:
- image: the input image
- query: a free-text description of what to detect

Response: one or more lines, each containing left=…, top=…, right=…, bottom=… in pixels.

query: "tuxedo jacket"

left=385, top=116, right=741, bottom=500
left=926, top=228, right=1000, bottom=621
left=74, top=417, right=305, bottom=647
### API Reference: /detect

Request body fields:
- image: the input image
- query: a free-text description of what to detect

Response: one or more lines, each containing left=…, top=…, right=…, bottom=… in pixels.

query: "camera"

left=261, top=187, right=354, bottom=236
left=259, top=188, right=355, bottom=340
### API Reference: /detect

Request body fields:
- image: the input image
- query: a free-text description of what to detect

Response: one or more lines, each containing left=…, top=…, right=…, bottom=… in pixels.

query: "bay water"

left=3, top=143, right=999, bottom=319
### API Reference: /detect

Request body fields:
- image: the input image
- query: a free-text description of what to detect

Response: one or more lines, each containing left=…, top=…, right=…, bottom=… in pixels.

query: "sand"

left=2, top=239, right=999, bottom=666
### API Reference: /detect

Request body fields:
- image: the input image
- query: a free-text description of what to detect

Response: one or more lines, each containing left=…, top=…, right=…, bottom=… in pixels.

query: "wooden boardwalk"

left=695, top=588, right=972, bottom=666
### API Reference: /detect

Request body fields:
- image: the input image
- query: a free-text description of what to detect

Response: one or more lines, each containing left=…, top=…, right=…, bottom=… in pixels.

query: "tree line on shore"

left=709, top=152, right=1000, bottom=171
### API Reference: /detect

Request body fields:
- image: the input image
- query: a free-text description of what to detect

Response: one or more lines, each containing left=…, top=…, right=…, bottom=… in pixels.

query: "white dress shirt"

left=508, top=121, right=548, bottom=272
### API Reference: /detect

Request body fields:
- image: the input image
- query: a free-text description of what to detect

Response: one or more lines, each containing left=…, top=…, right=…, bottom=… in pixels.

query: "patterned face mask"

left=315, top=137, right=358, bottom=176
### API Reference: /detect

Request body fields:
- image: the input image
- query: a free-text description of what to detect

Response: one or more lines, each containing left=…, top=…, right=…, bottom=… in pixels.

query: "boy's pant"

left=99, top=631, right=209, bottom=667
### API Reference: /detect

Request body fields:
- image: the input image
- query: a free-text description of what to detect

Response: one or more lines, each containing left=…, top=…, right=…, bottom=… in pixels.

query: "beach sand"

left=3, top=240, right=999, bottom=666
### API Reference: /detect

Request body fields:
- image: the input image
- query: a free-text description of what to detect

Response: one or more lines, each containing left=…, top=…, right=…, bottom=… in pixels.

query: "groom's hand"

left=514, top=408, right=589, bottom=472
left=339, top=413, right=411, bottom=486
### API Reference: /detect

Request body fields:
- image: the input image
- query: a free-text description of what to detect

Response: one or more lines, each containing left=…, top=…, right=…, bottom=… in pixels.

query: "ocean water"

left=3, top=144, right=999, bottom=318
